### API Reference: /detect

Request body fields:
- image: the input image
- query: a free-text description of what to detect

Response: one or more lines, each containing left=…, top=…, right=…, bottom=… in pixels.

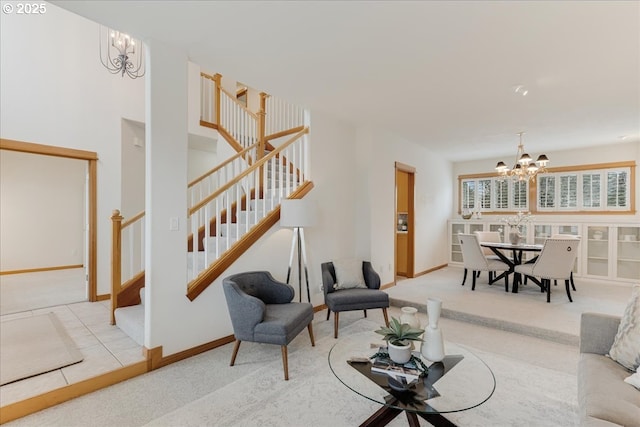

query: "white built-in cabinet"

left=449, top=220, right=640, bottom=284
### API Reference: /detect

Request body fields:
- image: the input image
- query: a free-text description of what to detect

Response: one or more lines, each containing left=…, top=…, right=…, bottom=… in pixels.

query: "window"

left=607, top=170, right=628, bottom=208
left=513, top=181, right=528, bottom=210
left=538, top=176, right=555, bottom=208
left=582, top=173, right=601, bottom=208
left=460, top=177, right=528, bottom=211
left=559, top=174, right=577, bottom=208
left=536, top=167, right=631, bottom=212
left=461, top=180, right=475, bottom=210
left=459, top=162, right=634, bottom=215
left=478, top=179, right=492, bottom=209
left=494, top=180, right=508, bottom=209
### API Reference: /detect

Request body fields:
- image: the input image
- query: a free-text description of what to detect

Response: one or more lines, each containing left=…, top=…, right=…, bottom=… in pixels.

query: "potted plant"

left=374, top=317, right=423, bottom=364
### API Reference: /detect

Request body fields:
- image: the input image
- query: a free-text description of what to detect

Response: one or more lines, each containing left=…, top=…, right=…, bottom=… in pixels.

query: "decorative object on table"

left=501, top=211, right=534, bottom=245
left=369, top=347, right=428, bottom=383
left=321, top=261, right=390, bottom=338
left=400, top=306, right=421, bottom=330
left=374, top=317, right=424, bottom=364
left=421, top=298, right=445, bottom=362
left=495, top=132, right=549, bottom=182
left=281, top=198, right=316, bottom=302
left=461, top=209, right=473, bottom=220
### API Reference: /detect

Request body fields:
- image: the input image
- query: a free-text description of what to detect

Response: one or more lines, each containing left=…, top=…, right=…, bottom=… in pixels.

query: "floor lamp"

left=280, top=199, right=315, bottom=302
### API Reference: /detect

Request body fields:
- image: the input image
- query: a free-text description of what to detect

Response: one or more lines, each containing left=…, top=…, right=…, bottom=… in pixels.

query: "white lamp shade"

left=280, top=199, right=316, bottom=228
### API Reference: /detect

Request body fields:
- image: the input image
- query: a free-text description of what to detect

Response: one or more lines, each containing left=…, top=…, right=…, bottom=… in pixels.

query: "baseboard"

left=0, top=265, right=83, bottom=276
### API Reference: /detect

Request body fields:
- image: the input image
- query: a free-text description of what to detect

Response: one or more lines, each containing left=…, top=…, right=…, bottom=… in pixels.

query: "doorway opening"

left=0, top=138, right=98, bottom=312
left=395, top=162, right=415, bottom=279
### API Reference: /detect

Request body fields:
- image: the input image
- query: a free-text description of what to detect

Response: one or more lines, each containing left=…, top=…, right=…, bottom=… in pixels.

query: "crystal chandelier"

left=99, top=26, right=145, bottom=79
left=495, top=132, right=549, bottom=182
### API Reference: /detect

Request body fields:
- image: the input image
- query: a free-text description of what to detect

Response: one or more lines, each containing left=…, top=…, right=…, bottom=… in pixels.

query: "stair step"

left=235, top=211, right=260, bottom=225
left=250, top=198, right=278, bottom=212
left=218, top=223, right=254, bottom=237
left=203, top=236, right=238, bottom=251
left=114, top=304, right=144, bottom=346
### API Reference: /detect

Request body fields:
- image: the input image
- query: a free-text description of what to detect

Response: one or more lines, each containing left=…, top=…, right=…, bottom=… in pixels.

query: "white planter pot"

left=400, top=306, right=420, bottom=329
left=388, top=341, right=412, bottom=364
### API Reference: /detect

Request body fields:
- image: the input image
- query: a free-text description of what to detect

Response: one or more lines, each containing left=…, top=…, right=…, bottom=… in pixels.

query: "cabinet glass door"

left=534, top=225, right=552, bottom=245
left=489, top=224, right=506, bottom=243
left=469, top=223, right=484, bottom=234
left=616, top=226, right=640, bottom=280
left=451, top=223, right=465, bottom=263
left=587, top=226, right=609, bottom=277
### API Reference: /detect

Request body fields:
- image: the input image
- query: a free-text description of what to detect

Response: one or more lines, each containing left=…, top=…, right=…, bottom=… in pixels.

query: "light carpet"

left=0, top=313, right=83, bottom=385
left=145, top=319, right=578, bottom=427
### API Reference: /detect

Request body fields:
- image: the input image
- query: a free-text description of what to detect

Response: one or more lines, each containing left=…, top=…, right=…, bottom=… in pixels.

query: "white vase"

left=388, top=341, right=412, bottom=364
left=421, top=298, right=445, bottom=362
left=400, top=306, right=420, bottom=329
left=509, top=227, right=521, bottom=245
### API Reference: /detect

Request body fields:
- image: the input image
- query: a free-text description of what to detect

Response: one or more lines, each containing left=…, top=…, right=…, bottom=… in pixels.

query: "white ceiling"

left=53, top=0, right=640, bottom=162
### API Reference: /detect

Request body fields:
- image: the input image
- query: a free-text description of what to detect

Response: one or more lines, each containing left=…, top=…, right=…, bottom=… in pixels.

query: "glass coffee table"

left=328, top=331, right=496, bottom=427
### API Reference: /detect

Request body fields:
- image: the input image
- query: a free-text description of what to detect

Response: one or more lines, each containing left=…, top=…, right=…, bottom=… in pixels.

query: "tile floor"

left=0, top=300, right=145, bottom=406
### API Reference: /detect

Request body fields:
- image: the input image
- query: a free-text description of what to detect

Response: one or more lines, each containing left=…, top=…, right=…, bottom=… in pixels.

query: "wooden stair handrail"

left=188, top=142, right=258, bottom=188
left=189, top=127, right=309, bottom=215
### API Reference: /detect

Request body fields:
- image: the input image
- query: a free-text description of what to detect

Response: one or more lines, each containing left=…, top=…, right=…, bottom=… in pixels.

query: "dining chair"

left=514, top=238, right=580, bottom=303
left=458, top=234, right=510, bottom=292
left=474, top=231, right=503, bottom=282
left=551, top=234, right=580, bottom=291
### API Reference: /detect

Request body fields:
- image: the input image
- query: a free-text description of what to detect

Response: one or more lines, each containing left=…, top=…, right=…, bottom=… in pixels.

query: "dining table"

left=479, top=241, right=544, bottom=293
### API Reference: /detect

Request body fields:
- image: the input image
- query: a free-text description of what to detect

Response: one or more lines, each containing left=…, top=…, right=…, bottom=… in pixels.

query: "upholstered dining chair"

left=551, top=234, right=580, bottom=291
left=222, top=271, right=315, bottom=380
left=458, top=234, right=510, bottom=292
left=514, top=238, right=580, bottom=303
left=474, top=230, right=503, bottom=281
left=321, top=260, right=390, bottom=338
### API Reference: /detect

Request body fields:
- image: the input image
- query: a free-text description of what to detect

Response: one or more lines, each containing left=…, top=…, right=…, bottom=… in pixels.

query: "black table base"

left=359, top=400, right=458, bottom=427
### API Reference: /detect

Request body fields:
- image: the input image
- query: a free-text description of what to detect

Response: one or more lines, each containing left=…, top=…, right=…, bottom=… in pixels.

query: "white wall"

left=0, top=2, right=145, bottom=292
left=356, top=130, right=453, bottom=283
left=0, top=151, right=85, bottom=270
left=452, top=141, right=640, bottom=224
left=121, top=119, right=146, bottom=218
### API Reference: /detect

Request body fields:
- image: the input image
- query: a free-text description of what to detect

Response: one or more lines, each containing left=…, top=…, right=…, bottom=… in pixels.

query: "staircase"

left=110, top=71, right=312, bottom=342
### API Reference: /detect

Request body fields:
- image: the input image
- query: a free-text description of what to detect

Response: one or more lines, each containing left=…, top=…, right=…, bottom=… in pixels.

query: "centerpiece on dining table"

left=501, top=211, right=534, bottom=245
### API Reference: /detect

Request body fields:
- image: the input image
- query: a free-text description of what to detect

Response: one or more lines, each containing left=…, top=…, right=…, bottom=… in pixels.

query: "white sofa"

left=578, top=312, right=640, bottom=426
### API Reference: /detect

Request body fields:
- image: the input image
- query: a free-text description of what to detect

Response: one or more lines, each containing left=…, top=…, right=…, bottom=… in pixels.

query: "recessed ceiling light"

left=514, top=85, right=528, bottom=96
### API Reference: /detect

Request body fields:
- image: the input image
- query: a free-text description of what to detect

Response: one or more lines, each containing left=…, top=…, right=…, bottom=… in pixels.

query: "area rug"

left=0, top=313, right=83, bottom=385
left=144, top=319, right=578, bottom=427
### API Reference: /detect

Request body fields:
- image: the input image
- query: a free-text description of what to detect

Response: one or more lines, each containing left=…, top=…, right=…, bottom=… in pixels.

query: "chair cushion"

left=253, top=302, right=313, bottom=346
left=325, top=288, right=389, bottom=312
left=332, top=259, right=366, bottom=290
left=609, top=285, right=640, bottom=371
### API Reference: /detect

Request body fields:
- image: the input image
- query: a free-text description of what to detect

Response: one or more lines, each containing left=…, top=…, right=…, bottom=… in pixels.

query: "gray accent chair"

left=222, top=271, right=315, bottom=380
left=321, top=261, right=390, bottom=338
left=579, top=312, right=640, bottom=426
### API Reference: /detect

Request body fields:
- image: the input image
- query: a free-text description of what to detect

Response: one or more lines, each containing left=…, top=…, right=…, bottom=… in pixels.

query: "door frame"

left=395, top=162, right=415, bottom=278
left=0, top=138, right=98, bottom=301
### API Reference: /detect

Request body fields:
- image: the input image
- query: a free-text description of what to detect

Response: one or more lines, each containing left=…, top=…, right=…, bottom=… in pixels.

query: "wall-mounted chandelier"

left=495, top=132, right=549, bottom=182
left=99, top=26, right=145, bottom=79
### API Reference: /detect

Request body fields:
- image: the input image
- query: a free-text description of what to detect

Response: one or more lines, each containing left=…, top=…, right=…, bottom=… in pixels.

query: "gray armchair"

left=321, top=261, right=389, bottom=338
left=222, top=271, right=315, bottom=380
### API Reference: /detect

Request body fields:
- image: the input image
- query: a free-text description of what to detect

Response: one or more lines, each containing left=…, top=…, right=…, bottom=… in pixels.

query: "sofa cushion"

left=609, top=284, right=640, bottom=371
left=626, top=366, right=640, bottom=390
left=578, top=353, right=640, bottom=427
